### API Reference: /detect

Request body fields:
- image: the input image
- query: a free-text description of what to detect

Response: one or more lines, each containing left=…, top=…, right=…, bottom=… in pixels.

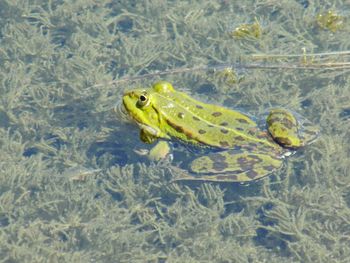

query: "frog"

left=122, top=81, right=319, bottom=182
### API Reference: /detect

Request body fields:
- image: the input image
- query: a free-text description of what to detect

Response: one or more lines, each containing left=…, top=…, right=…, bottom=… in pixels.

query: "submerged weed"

left=0, top=0, right=350, bottom=262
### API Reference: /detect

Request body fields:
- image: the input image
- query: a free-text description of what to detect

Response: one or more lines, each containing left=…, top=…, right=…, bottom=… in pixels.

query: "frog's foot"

left=173, top=150, right=283, bottom=183
left=266, top=108, right=319, bottom=149
left=148, top=141, right=171, bottom=161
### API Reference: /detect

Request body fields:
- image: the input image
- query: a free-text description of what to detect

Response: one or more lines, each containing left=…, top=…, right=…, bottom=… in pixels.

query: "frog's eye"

left=137, top=92, right=150, bottom=107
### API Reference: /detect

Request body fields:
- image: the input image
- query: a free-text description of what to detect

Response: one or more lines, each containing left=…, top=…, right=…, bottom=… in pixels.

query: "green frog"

left=122, top=81, right=319, bottom=182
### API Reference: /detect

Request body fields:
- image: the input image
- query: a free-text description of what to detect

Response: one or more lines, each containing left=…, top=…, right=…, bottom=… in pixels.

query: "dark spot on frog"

left=208, top=124, right=214, bottom=128
left=177, top=112, right=185, bottom=119
left=280, top=127, right=287, bottom=133
left=208, top=153, right=226, bottom=163
left=198, top=129, right=206, bottom=134
left=280, top=119, right=296, bottom=129
left=246, top=170, right=259, bottom=179
left=219, top=141, right=230, bottom=147
left=220, top=128, right=228, bottom=134
left=212, top=161, right=229, bottom=171
left=237, top=157, right=249, bottom=168
left=209, top=154, right=228, bottom=171
left=193, top=116, right=200, bottom=121
left=220, top=121, right=228, bottom=126
left=196, top=105, right=203, bottom=109
left=275, top=137, right=292, bottom=146
left=237, top=156, right=261, bottom=170
left=248, top=128, right=257, bottom=136
left=267, top=117, right=281, bottom=125
left=212, top=112, right=222, bottom=117
left=236, top=127, right=244, bottom=131
left=263, top=165, right=277, bottom=171
left=234, top=135, right=245, bottom=141
left=237, top=118, right=249, bottom=123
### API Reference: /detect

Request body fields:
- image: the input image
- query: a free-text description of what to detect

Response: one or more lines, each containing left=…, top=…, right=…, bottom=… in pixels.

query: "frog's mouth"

left=138, top=123, right=159, bottom=137
left=125, top=112, right=160, bottom=138
left=122, top=94, right=144, bottom=124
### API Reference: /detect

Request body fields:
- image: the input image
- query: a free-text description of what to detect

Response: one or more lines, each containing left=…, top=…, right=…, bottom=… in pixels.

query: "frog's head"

left=122, top=81, right=174, bottom=143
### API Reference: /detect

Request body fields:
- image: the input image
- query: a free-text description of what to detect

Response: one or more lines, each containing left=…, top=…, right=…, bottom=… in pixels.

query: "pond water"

left=0, top=0, right=349, bottom=262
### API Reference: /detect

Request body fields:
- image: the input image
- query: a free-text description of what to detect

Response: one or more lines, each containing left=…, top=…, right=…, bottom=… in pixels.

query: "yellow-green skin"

left=122, top=81, right=319, bottom=182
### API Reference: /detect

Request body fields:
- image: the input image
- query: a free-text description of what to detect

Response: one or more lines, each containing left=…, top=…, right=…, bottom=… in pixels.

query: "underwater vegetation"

left=0, top=0, right=350, bottom=262
left=230, top=18, right=262, bottom=39
left=316, top=10, right=345, bottom=32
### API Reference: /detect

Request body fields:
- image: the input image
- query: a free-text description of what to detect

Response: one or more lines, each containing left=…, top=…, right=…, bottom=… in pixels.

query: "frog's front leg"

left=148, top=141, right=171, bottom=161
left=266, top=108, right=319, bottom=148
left=139, top=128, right=171, bottom=161
left=140, top=128, right=157, bottom=144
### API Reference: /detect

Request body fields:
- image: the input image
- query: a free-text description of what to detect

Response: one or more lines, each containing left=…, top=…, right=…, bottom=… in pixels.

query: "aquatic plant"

left=230, top=18, right=262, bottom=39
left=0, top=0, right=350, bottom=262
left=316, top=10, right=344, bottom=32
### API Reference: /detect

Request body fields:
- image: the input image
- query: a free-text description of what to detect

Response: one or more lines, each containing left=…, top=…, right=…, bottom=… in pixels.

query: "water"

left=0, top=0, right=349, bottom=262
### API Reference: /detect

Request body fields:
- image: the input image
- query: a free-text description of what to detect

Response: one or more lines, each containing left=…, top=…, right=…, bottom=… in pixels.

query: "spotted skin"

left=123, top=81, right=319, bottom=182
left=178, top=112, right=185, bottom=119
left=212, top=112, right=222, bottom=117
left=187, top=150, right=282, bottom=182
left=266, top=108, right=319, bottom=148
left=221, top=128, right=229, bottom=134
left=198, top=129, right=206, bottom=134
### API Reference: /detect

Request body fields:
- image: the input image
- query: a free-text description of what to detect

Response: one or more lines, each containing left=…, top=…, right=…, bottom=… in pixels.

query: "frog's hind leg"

left=266, top=108, right=319, bottom=149
left=173, top=150, right=283, bottom=183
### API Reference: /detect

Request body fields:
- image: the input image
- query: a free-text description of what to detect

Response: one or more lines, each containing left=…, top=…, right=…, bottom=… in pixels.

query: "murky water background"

left=0, top=1, right=350, bottom=262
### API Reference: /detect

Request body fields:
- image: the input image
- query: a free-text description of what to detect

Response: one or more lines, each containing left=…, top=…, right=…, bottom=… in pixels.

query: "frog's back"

left=154, top=90, right=275, bottom=150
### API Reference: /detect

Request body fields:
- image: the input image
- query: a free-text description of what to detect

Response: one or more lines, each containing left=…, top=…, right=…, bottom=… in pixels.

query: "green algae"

left=230, top=18, right=262, bottom=40
left=316, top=10, right=345, bottom=32
left=0, top=0, right=350, bottom=262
